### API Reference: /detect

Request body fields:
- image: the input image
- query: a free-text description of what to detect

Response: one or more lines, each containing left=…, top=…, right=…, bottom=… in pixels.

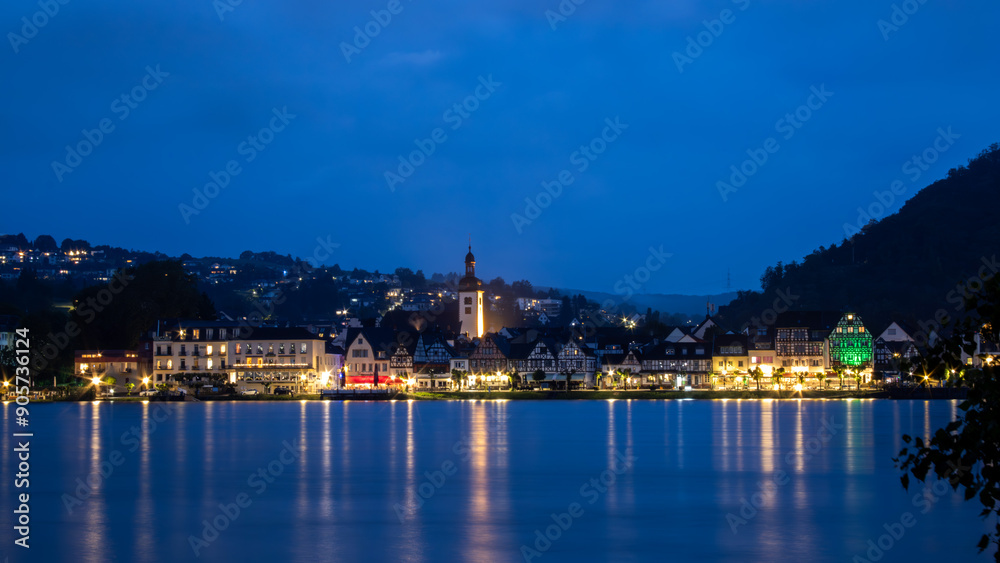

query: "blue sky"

left=2, top=0, right=996, bottom=295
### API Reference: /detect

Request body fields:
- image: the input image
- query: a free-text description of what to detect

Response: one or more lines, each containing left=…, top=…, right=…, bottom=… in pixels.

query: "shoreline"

left=22, top=388, right=966, bottom=403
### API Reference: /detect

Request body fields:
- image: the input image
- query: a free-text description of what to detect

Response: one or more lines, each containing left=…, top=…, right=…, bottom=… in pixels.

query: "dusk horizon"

left=4, top=0, right=998, bottom=295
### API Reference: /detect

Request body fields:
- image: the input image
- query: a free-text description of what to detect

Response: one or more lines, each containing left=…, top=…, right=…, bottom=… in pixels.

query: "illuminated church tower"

left=458, top=243, right=484, bottom=338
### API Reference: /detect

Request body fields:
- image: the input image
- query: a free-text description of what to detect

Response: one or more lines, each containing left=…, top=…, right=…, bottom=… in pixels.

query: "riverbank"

left=27, top=387, right=967, bottom=402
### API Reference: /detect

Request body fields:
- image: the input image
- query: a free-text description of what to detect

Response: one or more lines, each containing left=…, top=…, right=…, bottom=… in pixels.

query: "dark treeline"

left=720, top=143, right=1000, bottom=335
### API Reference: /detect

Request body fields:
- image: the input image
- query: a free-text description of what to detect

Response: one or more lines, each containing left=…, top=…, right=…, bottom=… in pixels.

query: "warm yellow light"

left=142, top=377, right=150, bottom=385
left=2, top=381, right=8, bottom=387
left=92, top=377, right=101, bottom=386
left=794, top=383, right=803, bottom=392
left=772, top=384, right=780, bottom=391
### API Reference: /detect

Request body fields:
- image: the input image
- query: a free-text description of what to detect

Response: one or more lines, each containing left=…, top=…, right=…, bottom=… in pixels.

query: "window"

left=888, top=328, right=896, bottom=335
left=465, top=307, right=472, bottom=314
left=220, top=329, right=227, bottom=339
left=156, top=360, right=162, bottom=369
left=301, top=343, right=307, bottom=353
left=235, top=343, right=242, bottom=354
left=257, top=344, right=263, bottom=354
left=279, top=344, right=285, bottom=354
left=207, top=359, right=214, bottom=370
left=207, top=329, right=214, bottom=339
left=718, top=361, right=724, bottom=368
left=206, top=345, right=213, bottom=355
left=180, top=360, right=186, bottom=369
left=220, top=344, right=226, bottom=354
left=268, top=344, right=274, bottom=354
left=464, top=297, right=472, bottom=305
left=156, top=345, right=162, bottom=355
left=738, top=361, right=744, bottom=368
left=193, top=329, right=200, bottom=340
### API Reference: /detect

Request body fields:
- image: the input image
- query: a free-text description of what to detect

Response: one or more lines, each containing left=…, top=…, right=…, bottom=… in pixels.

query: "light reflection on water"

left=0, top=399, right=991, bottom=563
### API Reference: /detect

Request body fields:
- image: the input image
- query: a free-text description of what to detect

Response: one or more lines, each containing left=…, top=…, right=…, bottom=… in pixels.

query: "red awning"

left=346, top=376, right=406, bottom=385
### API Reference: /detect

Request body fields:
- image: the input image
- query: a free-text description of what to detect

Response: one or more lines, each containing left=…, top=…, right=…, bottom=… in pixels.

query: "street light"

left=91, top=376, right=101, bottom=386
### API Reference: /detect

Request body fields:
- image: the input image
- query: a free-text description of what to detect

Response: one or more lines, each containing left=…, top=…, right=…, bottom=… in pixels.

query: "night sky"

left=2, top=0, right=996, bottom=295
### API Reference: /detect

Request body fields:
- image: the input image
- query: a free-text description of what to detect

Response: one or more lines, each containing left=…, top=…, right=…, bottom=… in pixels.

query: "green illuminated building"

left=828, top=313, right=874, bottom=368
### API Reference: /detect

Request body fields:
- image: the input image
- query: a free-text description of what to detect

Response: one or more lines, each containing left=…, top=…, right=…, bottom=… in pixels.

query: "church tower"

left=458, top=243, right=484, bottom=338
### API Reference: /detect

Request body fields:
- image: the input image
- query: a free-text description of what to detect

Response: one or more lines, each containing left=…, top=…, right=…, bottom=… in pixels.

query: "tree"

left=773, top=367, right=786, bottom=391
left=560, top=368, right=576, bottom=393
left=531, top=369, right=546, bottom=387
left=125, top=382, right=135, bottom=395
left=508, top=369, right=521, bottom=390
left=33, top=235, right=58, bottom=251
left=751, top=367, right=763, bottom=391
left=895, top=273, right=1000, bottom=559
left=817, top=372, right=826, bottom=389
left=451, top=369, right=466, bottom=391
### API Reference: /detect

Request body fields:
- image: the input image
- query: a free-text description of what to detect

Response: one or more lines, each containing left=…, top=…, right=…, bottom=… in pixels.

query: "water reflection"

left=7, top=399, right=979, bottom=562
left=134, top=401, right=153, bottom=562
left=760, top=400, right=774, bottom=474
left=83, top=402, right=107, bottom=563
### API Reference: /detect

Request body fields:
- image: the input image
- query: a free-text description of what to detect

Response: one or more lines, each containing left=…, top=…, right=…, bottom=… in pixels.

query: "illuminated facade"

left=828, top=313, right=874, bottom=368
left=458, top=244, right=485, bottom=338
left=148, top=321, right=332, bottom=392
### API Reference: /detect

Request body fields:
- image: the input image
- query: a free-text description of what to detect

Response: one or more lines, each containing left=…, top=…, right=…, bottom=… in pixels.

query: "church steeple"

left=458, top=239, right=484, bottom=338
left=465, top=243, right=475, bottom=277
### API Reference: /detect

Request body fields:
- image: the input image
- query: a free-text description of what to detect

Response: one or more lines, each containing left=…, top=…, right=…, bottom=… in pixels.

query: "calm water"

left=1, top=399, right=994, bottom=562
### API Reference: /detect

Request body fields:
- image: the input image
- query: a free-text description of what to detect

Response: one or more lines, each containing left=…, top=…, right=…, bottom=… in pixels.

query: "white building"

left=458, top=245, right=484, bottom=339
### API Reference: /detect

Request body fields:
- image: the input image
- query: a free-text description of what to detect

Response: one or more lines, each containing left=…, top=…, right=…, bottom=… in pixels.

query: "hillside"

left=719, top=143, right=1000, bottom=337
left=556, top=288, right=737, bottom=318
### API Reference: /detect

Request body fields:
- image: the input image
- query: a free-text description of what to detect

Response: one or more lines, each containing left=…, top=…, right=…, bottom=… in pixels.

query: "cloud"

left=379, top=50, right=444, bottom=67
